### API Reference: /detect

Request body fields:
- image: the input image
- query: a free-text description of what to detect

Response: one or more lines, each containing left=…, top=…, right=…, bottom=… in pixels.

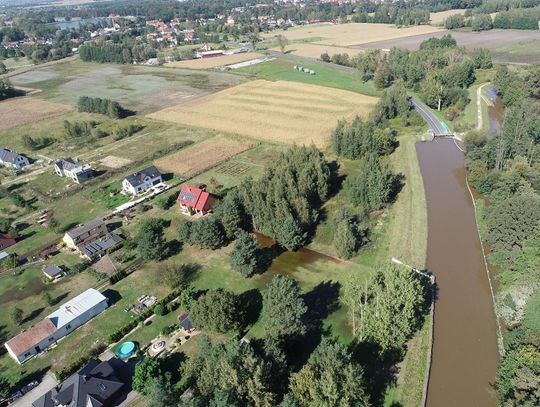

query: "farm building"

left=0, top=233, right=16, bottom=250
left=63, top=218, right=108, bottom=251
left=32, top=359, right=125, bottom=407
left=196, top=50, right=225, bottom=58
left=5, top=288, right=108, bottom=364
left=177, top=184, right=217, bottom=216
left=54, top=158, right=94, bottom=184
left=122, top=166, right=162, bottom=195
left=0, top=148, right=30, bottom=170
left=42, top=264, right=64, bottom=280
left=80, top=233, right=124, bottom=260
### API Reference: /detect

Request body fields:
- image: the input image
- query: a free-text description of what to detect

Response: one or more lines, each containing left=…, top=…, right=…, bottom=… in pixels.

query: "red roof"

left=6, top=319, right=57, bottom=356
left=0, top=233, right=16, bottom=250
left=177, top=185, right=217, bottom=213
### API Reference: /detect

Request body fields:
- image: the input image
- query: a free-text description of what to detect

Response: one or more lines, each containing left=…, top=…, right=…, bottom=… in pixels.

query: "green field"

left=234, top=56, right=381, bottom=96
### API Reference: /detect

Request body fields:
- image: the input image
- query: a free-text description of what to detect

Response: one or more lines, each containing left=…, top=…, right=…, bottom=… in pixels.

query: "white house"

left=5, top=289, right=108, bottom=364
left=122, top=166, right=162, bottom=195
left=0, top=148, right=30, bottom=170
left=54, top=158, right=94, bottom=184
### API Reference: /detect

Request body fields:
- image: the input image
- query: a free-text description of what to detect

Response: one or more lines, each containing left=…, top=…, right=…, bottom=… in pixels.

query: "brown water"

left=416, top=139, right=499, bottom=407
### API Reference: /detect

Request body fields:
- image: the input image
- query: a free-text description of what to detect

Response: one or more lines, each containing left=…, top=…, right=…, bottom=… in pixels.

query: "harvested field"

left=274, top=43, right=364, bottom=59
left=148, top=80, right=378, bottom=147
left=429, top=9, right=466, bottom=25
left=100, top=155, right=133, bottom=169
left=263, top=23, right=443, bottom=47
left=0, top=97, right=74, bottom=131
left=353, top=29, right=540, bottom=63
left=155, top=136, right=255, bottom=177
left=166, top=53, right=263, bottom=70
left=0, top=55, right=77, bottom=79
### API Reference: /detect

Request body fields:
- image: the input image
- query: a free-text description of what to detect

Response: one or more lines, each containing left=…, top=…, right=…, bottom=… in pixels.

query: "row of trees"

left=78, top=96, right=129, bottom=118
left=464, top=64, right=540, bottom=406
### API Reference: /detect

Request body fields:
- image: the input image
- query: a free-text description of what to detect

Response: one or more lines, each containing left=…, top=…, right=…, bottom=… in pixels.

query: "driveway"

left=9, top=372, right=57, bottom=407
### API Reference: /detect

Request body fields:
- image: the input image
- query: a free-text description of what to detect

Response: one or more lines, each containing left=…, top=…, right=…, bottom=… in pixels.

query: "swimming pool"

left=116, top=341, right=136, bottom=358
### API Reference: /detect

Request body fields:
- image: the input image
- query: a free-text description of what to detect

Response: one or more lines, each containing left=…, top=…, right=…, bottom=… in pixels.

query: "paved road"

left=9, top=372, right=57, bottom=407
left=411, top=98, right=449, bottom=136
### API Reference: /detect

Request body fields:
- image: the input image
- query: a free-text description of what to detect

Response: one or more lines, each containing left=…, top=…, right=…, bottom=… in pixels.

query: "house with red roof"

left=177, top=184, right=217, bottom=216
left=0, top=233, right=16, bottom=250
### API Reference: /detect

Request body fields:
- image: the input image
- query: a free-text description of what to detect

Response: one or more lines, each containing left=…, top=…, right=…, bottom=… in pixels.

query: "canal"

left=417, top=138, right=499, bottom=407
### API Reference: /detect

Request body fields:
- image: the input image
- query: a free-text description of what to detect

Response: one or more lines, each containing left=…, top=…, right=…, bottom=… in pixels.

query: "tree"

left=249, top=25, right=260, bottom=51
left=137, top=218, right=167, bottom=261
left=179, top=286, right=198, bottom=311
left=213, top=189, right=247, bottom=239
left=346, top=153, right=396, bottom=212
left=181, top=337, right=274, bottom=405
left=373, top=61, right=392, bottom=89
left=472, top=14, right=493, bottom=31
left=0, top=376, right=11, bottom=399
left=358, top=266, right=428, bottom=353
left=421, top=72, right=448, bottom=111
left=471, top=48, right=493, bottom=69
left=154, top=304, right=166, bottom=316
left=42, top=292, right=54, bottom=306
left=133, top=357, right=162, bottom=395
left=276, top=216, right=306, bottom=252
left=190, top=216, right=228, bottom=250
left=275, top=34, right=289, bottom=53
left=230, top=231, right=260, bottom=277
left=10, top=307, right=23, bottom=325
left=262, top=275, right=307, bottom=339
left=148, top=376, right=176, bottom=407
left=190, top=289, right=240, bottom=333
left=161, top=263, right=188, bottom=289
left=289, top=338, right=370, bottom=407
left=0, top=62, right=6, bottom=74
left=333, top=219, right=359, bottom=259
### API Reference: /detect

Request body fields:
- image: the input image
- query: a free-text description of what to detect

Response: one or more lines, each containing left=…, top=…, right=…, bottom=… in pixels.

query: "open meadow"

left=263, top=23, right=443, bottom=47
left=155, top=135, right=255, bottom=177
left=8, top=60, right=244, bottom=114
left=274, top=43, right=364, bottom=59
left=0, top=97, right=74, bottom=131
left=148, top=79, right=378, bottom=147
left=166, top=52, right=262, bottom=70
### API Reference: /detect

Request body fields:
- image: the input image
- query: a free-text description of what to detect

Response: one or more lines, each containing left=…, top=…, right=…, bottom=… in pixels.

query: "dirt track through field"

left=148, top=80, right=378, bottom=147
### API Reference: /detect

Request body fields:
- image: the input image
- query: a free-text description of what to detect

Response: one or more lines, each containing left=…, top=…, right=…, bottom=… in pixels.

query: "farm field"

left=148, top=79, right=378, bottom=147
left=429, top=9, right=466, bottom=25
left=155, top=135, right=255, bottom=178
left=8, top=60, right=244, bottom=113
left=353, top=29, right=540, bottom=64
left=0, top=97, right=74, bottom=131
left=166, top=52, right=262, bottom=69
left=263, top=23, right=443, bottom=47
left=234, top=56, right=379, bottom=96
left=273, top=43, right=364, bottom=59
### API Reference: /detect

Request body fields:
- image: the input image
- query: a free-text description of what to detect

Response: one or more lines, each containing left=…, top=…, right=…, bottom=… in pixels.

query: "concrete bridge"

left=410, top=97, right=455, bottom=138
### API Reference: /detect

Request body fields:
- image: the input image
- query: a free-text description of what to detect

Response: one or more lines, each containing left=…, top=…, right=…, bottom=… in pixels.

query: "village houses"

left=122, top=166, right=162, bottom=195
left=177, top=184, right=217, bottom=216
left=0, top=148, right=30, bottom=170
left=54, top=157, right=94, bottom=184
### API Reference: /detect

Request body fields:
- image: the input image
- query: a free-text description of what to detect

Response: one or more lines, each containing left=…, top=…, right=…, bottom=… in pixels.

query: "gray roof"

left=43, top=264, right=64, bottom=278
left=56, top=158, right=93, bottom=175
left=47, top=288, right=107, bottom=330
left=0, top=148, right=26, bottom=165
left=124, top=165, right=161, bottom=188
left=66, top=219, right=105, bottom=240
left=32, top=359, right=124, bottom=407
left=81, top=234, right=124, bottom=258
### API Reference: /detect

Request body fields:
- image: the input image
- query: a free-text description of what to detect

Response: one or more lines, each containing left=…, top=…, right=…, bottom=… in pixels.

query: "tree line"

left=78, top=96, right=130, bottom=118
left=464, top=64, right=540, bottom=406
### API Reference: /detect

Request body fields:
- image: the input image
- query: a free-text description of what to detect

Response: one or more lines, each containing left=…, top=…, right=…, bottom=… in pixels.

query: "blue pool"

left=116, top=341, right=136, bottom=358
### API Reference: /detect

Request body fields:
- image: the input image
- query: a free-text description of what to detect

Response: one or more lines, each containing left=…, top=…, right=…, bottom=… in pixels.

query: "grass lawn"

left=90, top=181, right=130, bottom=209
left=234, top=56, right=381, bottom=96
left=2, top=57, right=32, bottom=71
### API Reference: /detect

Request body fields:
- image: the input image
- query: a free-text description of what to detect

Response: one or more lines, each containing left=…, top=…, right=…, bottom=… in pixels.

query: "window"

left=65, top=324, right=72, bottom=331
left=49, top=337, right=54, bottom=342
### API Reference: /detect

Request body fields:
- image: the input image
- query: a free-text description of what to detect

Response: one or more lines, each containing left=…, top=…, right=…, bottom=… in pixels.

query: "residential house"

left=54, top=158, right=94, bottom=184
left=0, top=233, right=16, bottom=250
left=122, top=166, right=162, bottom=195
left=42, top=264, right=64, bottom=280
left=5, top=289, right=108, bottom=364
left=0, top=148, right=30, bottom=170
left=80, top=233, right=124, bottom=260
left=177, top=184, right=217, bottom=216
left=32, top=359, right=124, bottom=407
left=63, top=219, right=108, bottom=251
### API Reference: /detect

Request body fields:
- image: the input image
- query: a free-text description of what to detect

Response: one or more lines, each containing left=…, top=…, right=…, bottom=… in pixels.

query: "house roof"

left=47, top=288, right=107, bottom=330
left=0, top=233, right=16, bottom=250
left=43, top=264, right=63, bottom=278
left=32, top=359, right=124, bottom=407
left=6, top=319, right=57, bottom=356
left=124, top=166, right=161, bottom=188
left=0, top=148, right=26, bottom=165
left=179, top=314, right=193, bottom=331
left=81, top=234, right=123, bottom=258
left=66, top=219, right=105, bottom=240
left=56, top=158, right=92, bottom=175
left=177, top=185, right=216, bottom=212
